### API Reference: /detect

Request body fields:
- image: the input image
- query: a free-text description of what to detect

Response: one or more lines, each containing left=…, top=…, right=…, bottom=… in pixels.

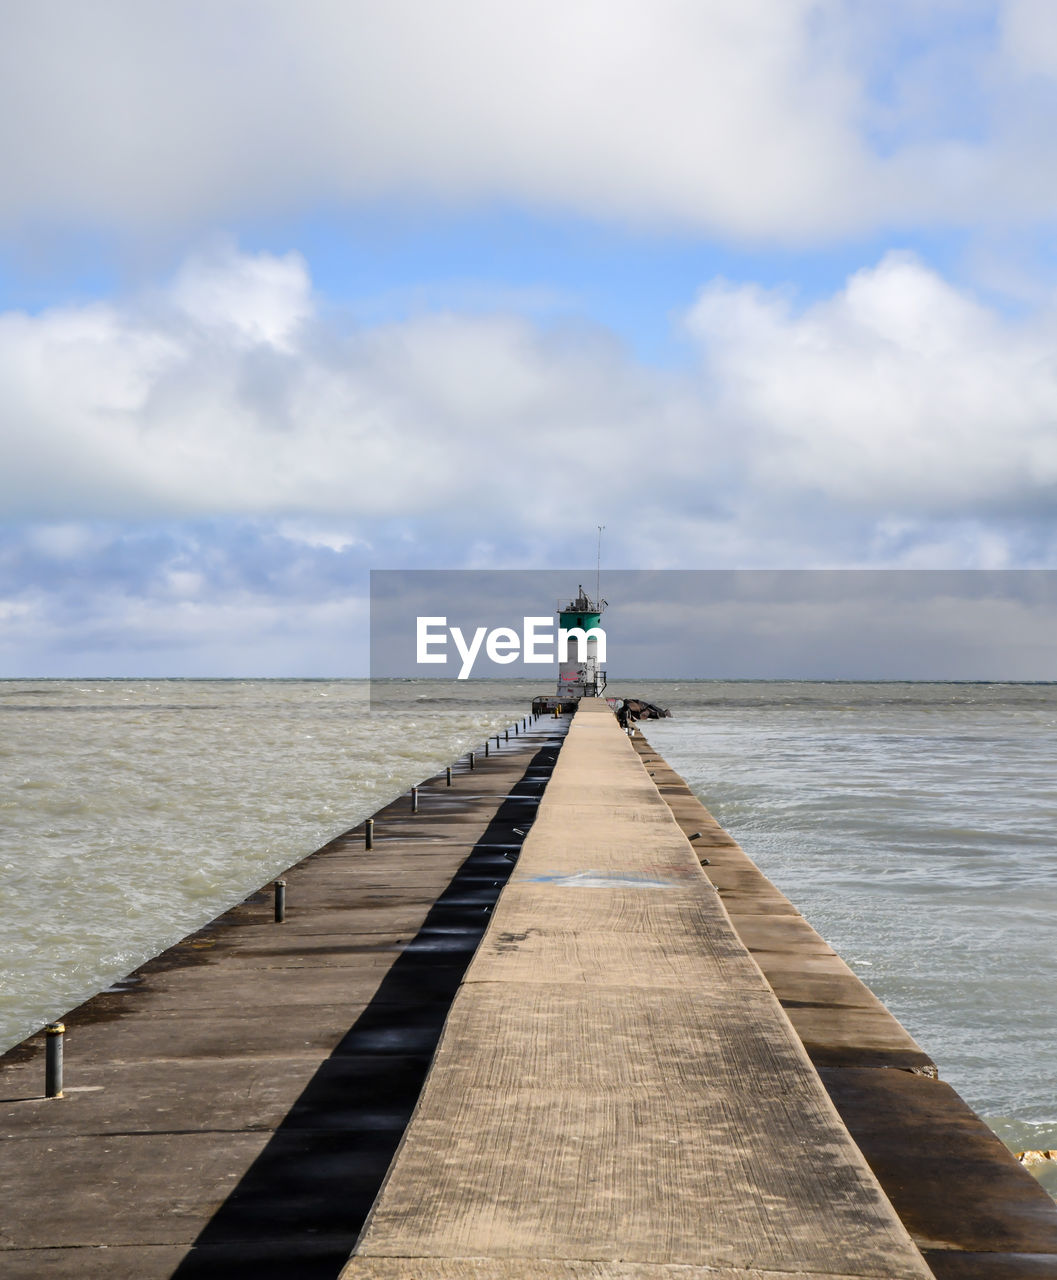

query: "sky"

left=5, top=1, right=1057, bottom=674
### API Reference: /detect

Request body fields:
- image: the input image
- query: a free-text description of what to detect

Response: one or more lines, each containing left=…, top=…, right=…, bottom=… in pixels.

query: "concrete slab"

left=723, top=912, right=838, bottom=955
left=922, top=1254, right=1057, bottom=1280
left=0, top=1247, right=194, bottom=1280
left=821, top=1068, right=1057, bottom=1255
left=702, top=864, right=800, bottom=912
left=342, top=1264, right=908, bottom=1280
left=0, top=1131, right=273, bottom=1247
left=0, top=1054, right=335, bottom=1133
left=351, top=1085, right=929, bottom=1274
left=467, top=912, right=771, bottom=990
left=785, top=1004, right=935, bottom=1068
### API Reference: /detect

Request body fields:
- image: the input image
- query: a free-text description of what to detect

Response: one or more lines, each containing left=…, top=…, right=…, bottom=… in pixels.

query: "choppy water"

left=2, top=678, right=1055, bottom=1195
left=0, top=679, right=526, bottom=1053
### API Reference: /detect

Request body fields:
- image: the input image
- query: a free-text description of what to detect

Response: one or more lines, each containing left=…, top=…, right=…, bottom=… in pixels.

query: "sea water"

left=0, top=679, right=526, bottom=1051
left=1, top=678, right=1055, bottom=1196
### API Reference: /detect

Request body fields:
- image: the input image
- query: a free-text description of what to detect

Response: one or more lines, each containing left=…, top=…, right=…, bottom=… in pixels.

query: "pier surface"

left=4, top=700, right=1056, bottom=1279
left=342, top=701, right=933, bottom=1279
left=0, top=718, right=562, bottom=1278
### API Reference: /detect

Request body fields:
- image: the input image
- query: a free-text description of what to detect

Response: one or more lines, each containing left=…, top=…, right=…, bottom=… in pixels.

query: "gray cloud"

left=0, top=520, right=374, bottom=676
left=0, top=1, right=1052, bottom=242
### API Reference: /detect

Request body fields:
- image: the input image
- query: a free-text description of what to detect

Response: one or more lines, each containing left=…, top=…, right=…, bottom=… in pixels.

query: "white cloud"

left=1000, top=0, right=1057, bottom=75
left=0, top=1, right=1049, bottom=241
left=168, top=245, right=312, bottom=350
left=2, top=244, right=1057, bottom=571
left=687, top=251, right=1057, bottom=518
left=0, top=245, right=704, bottom=526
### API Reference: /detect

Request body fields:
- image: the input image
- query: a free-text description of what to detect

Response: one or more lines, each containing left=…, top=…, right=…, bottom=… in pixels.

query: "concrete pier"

left=0, top=717, right=564, bottom=1278
left=342, top=701, right=934, bottom=1279
left=3, top=699, right=1056, bottom=1279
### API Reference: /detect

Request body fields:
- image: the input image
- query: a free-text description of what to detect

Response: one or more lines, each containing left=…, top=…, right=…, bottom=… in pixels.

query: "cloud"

left=0, top=520, right=374, bottom=676
left=0, top=243, right=707, bottom=529
left=0, top=1, right=1051, bottom=242
left=1000, top=0, right=1057, bottom=75
left=167, top=248, right=312, bottom=351
left=687, top=251, right=1057, bottom=519
left=3, top=244, right=1057, bottom=575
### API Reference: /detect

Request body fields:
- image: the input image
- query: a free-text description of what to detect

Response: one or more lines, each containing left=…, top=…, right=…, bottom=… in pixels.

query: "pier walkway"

left=5, top=700, right=1057, bottom=1278
left=342, top=701, right=934, bottom=1279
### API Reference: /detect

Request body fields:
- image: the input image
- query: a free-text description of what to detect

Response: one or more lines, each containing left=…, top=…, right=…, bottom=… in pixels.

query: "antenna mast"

left=596, top=524, right=605, bottom=606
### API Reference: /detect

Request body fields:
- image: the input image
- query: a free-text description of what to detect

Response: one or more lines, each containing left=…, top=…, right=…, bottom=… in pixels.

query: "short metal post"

left=45, top=1023, right=64, bottom=1098
left=446, top=766, right=452, bottom=786
left=411, top=786, right=419, bottom=814
left=484, top=741, right=489, bottom=756
left=365, top=818, right=374, bottom=850
left=469, top=751, right=476, bottom=770
left=514, top=723, right=518, bottom=735
left=504, top=729, right=509, bottom=741
left=495, top=735, right=501, bottom=748
left=274, top=879, right=287, bottom=923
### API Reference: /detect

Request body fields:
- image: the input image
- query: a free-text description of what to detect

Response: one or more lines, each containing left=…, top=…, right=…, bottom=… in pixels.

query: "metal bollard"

left=411, top=786, right=419, bottom=814
left=45, top=1023, right=64, bottom=1098
left=484, top=741, right=489, bottom=756
left=365, top=818, right=374, bottom=850
left=495, top=735, right=501, bottom=748
left=514, top=723, right=518, bottom=735
left=469, top=751, right=476, bottom=771
left=504, top=729, right=509, bottom=741
left=274, top=879, right=287, bottom=923
left=446, top=766, right=452, bottom=786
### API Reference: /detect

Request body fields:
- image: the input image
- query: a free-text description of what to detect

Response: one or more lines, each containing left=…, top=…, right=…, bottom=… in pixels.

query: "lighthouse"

left=556, top=585, right=607, bottom=700
left=529, top=580, right=669, bottom=720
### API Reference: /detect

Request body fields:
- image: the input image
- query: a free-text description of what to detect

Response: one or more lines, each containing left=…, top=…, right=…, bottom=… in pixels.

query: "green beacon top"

left=559, top=586, right=602, bottom=632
